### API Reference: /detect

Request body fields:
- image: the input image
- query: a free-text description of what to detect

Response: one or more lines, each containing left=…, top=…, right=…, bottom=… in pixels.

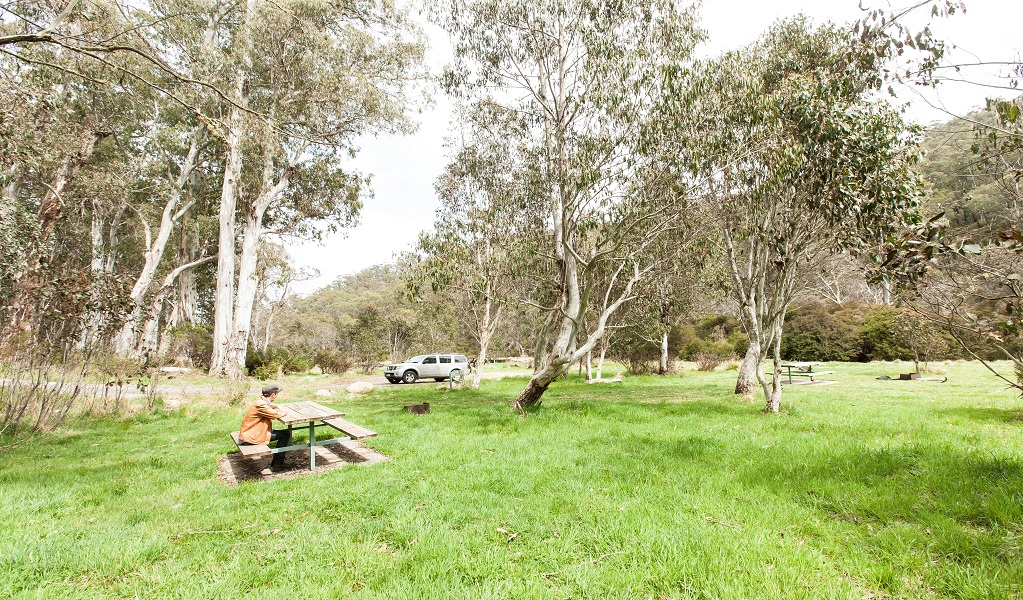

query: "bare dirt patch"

left=217, top=439, right=389, bottom=485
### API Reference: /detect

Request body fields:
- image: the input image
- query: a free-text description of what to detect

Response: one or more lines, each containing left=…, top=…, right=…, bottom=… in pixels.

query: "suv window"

left=454, top=355, right=467, bottom=363
left=440, top=357, right=451, bottom=364
left=422, top=356, right=437, bottom=364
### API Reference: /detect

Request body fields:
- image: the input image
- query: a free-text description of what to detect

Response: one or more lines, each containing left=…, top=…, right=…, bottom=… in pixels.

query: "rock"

left=314, top=389, right=333, bottom=397
left=347, top=381, right=373, bottom=395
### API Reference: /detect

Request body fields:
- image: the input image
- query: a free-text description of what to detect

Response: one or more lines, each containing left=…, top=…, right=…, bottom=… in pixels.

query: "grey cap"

left=261, top=384, right=282, bottom=397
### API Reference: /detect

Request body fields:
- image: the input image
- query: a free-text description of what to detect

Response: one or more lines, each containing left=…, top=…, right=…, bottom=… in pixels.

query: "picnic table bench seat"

left=230, top=431, right=272, bottom=457
left=323, top=417, right=377, bottom=440
left=788, top=370, right=835, bottom=378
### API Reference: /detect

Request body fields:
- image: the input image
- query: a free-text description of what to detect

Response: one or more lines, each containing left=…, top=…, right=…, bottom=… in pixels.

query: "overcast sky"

left=287, top=0, right=1022, bottom=294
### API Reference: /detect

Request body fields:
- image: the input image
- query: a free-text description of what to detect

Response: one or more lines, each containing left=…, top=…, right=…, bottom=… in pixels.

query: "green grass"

left=2, top=361, right=1021, bottom=599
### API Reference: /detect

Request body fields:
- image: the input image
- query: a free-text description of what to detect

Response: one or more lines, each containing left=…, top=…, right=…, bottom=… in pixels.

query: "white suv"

left=385, top=353, right=469, bottom=384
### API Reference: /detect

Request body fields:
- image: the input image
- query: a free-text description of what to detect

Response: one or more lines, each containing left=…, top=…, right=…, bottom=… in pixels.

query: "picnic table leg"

left=309, top=421, right=316, bottom=471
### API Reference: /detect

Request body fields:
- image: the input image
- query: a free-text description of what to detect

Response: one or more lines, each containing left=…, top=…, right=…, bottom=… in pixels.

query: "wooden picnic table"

left=779, top=362, right=834, bottom=384
left=230, top=400, right=378, bottom=472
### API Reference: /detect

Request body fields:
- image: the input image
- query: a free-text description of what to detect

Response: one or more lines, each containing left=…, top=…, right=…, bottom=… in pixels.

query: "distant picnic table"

left=779, top=362, right=834, bottom=384
left=230, top=401, right=376, bottom=471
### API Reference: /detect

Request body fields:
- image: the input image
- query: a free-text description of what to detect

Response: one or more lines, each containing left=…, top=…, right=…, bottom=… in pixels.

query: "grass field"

left=2, top=361, right=1021, bottom=599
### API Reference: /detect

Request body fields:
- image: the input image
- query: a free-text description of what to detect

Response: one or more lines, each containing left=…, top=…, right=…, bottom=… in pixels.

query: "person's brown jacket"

left=238, top=398, right=287, bottom=444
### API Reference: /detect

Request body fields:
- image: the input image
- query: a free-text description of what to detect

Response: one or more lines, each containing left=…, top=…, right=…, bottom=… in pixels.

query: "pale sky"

left=287, top=0, right=1022, bottom=294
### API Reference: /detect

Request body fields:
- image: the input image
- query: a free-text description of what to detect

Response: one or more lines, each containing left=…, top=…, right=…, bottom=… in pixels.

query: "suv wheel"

left=401, top=370, right=418, bottom=384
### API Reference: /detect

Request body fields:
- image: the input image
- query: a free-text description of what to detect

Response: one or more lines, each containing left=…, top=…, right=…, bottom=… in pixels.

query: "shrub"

left=251, top=361, right=281, bottom=381
left=679, top=339, right=735, bottom=362
left=781, top=303, right=863, bottom=361
left=246, top=347, right=313, bottom=377
left=614, top=342, right=660, bottom=375
left=695, top=351, right=724, bottom=371
left=315, top=349, right=352, bottom=375
left=859, top=307, right=905, bottom=361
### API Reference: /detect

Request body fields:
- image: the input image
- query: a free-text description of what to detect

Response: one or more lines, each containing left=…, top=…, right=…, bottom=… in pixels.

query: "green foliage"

left=677, top=314, right=746, bottom=361
left=776, top=303, right=962, bottom=364
left=616, top=339, right=662, bottom=375
left=245, top=347, right=312, bottom=379
left=781, top=304, right=865, bottom=362
left=272, top=265, right=442, bottom=364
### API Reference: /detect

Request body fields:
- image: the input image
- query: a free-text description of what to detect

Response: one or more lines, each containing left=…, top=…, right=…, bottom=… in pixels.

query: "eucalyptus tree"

left=202, top=0, right=426, bottom=378
left=663, top=18, right=925, bottom=412
left=0, top=2, right=163, bottom=343
left=883, top=98, right=1023, bottom=393
left=440, top=0, right=701, bottom=410
left=110, top=119, right=209, bottom=355
left=411, top=102, right=529, bottom=388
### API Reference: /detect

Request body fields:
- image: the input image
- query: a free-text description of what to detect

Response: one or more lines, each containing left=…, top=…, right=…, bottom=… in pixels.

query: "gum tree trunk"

left=138, top=256, right=216, bottom=362
left=210, top=0, right=257, bottom=375
left=223, top=207, right=262, bottom=378
left=114, top=133, right=199, bottom=355
left=762, top=325, right=784, bottom=413
left=659, top=331, right=669, bottom=375
left=175, top=211, right=197, bottom=326
left=224, top=165, right=290, bottom=379
left=734, top=342, right=760, bottom=397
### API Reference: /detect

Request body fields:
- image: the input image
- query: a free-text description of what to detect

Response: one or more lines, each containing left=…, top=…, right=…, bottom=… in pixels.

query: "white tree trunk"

left=224, top=167, right=289, bottom=378
left=210, top=0, right=257, bottom=375
left=659, top=331, right=669, bottom=375
left=515, top=261, right=641, bottom=410
left=138, top=256, right=216, bottom=363
left=224, top=209, right=262, bottom=378
left=763, top=325, right=784, bottom=413
left=734, top=342, right=760, bottom=397
left=80, top=208, right=107, bottom=346
left=209, top=121, right=242, bottom=374
left=114, top=134, right=199, bottom=356
left=472, top=327, right=492, bottom=389
left=175, top=214, right=197, bottom=326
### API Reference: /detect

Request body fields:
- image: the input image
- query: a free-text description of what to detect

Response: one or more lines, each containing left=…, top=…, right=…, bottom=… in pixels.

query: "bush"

left=251, top=361, right=281, bottom=381
left=612, top=341, right=660, bottom=375
left=315, top=349, right=352, bottom=375
left=781, top=303, right=863, bottom=362
left=246, top=347, right=313, bottom=377
left=679, top=339, right=735, bottom=362
left=859, top=307, right=905, bottom=361
left=695, top=351, right=724, bottom=371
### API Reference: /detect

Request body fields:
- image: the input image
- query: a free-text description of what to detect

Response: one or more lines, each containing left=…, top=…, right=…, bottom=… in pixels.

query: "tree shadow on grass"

left=937, top=406, right=1023, bottom=425
left=737, top=439, right=1023, bottom=567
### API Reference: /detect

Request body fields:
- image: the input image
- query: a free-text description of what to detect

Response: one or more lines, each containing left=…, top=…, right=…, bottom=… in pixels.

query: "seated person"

left=238, top=384, right=291, bottom=469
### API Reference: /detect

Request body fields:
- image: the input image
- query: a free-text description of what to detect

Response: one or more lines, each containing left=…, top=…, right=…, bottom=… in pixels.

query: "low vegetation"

left=2, top=361, right=1020, bottom=598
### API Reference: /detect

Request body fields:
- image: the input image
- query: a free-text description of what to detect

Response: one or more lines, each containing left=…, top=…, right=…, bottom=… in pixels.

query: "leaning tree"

left=439, top=0, right=701, bottom=411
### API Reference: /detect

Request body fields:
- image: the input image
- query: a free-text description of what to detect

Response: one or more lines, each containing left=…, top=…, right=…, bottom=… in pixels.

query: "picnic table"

left=230, top=400, right=377, bottom=472
left=779, top=362, right=834, bottom=384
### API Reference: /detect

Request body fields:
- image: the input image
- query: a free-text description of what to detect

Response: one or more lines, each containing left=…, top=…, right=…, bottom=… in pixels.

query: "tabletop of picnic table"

left=277, top=401, right=343, bottom=425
